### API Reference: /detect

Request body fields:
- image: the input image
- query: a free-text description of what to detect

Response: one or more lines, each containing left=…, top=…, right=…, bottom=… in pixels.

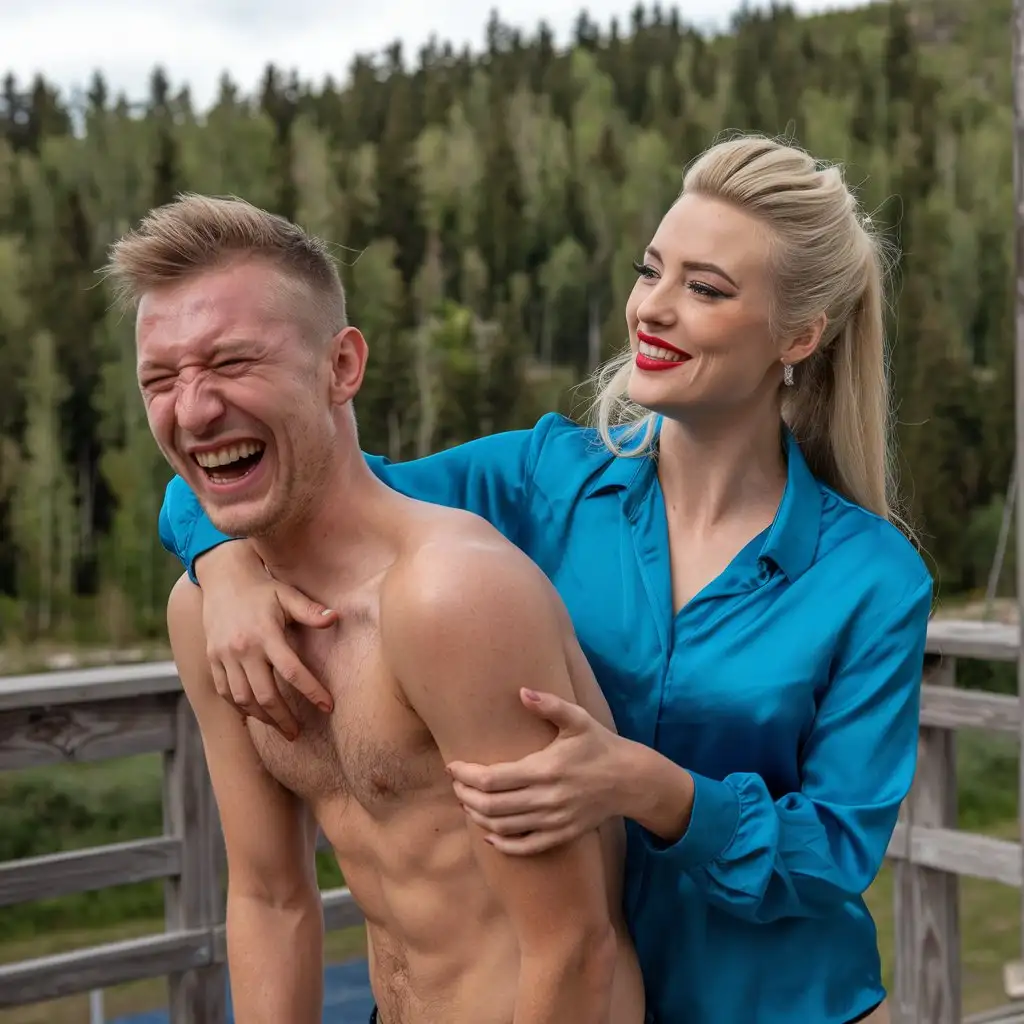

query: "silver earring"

left=782, top=362, right=794, bottom=387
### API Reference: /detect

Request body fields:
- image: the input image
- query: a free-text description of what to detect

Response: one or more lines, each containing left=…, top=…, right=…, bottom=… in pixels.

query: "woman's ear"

left=782, top=312, right=827, bottom=367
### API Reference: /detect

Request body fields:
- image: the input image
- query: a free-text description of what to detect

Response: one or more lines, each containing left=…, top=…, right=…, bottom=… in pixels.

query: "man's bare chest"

left=246, top=619, right=437, bottom=811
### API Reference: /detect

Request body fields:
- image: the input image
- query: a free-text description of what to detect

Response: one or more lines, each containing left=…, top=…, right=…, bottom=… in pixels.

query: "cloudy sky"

left=4, top=0, right=869, bottom=110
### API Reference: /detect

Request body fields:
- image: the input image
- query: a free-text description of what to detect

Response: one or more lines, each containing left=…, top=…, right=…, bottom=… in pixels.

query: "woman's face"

left=625, top=193, right=797, bottom=424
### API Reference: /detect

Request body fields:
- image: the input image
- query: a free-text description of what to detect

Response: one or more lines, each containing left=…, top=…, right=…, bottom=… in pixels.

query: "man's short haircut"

left=104, top=193, right=346, bottom=338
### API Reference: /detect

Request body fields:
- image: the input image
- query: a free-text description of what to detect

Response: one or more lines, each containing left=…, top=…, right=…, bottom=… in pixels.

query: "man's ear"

left=327, top=326, right=368, bottom=404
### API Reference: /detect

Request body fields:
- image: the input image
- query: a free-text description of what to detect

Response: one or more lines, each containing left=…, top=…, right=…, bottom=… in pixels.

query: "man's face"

left=136, top=258, right=353, bottom=538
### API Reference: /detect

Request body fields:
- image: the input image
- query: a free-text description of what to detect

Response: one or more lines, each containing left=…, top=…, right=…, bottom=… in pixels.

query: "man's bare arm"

left=382, top=538, right=618, bottom=1024
left=167, top=574, right=323, bottom=1024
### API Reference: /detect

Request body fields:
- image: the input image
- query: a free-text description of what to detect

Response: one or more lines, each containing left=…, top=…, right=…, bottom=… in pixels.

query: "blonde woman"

left=158, top=135, right=929, bottom=1023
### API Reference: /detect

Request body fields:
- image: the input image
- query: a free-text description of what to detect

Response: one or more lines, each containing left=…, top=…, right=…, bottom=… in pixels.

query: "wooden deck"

left=0, top=618, right=1022, bottom=1023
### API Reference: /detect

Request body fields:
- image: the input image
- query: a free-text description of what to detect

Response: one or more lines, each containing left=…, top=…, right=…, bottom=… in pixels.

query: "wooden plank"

left=926, top=620, right=1019, bottom=661
left=0, top=616, right=1007, bottom=709
left=0, top=693, right=178, bottom=770
left=892, top=656, right=961, bottom=1024
left=0, top=617, right=1005, bottom=711
left=0, top=885, right=361, bottom=1011
left=0, top=885, right=363, bottom=1011
left=886, top=825, right=1022, bottom=888
left=322, top=887, right=364, bottom=932
left=0, top=661, right=181, bottom=711
left=964, top=1006, right=1024, bottom=1023
left=205, top=887, right=362, bottom=965
left=1013, top=0, right=1024, bottom=986
left=164, top=693, right=227, bottom=1024
left=204, top=888, right=364, bottom=962
left=891, top=810, right=914, bottom=1024
left=1005, top=960, right=1024, bottom=999
left=919, top=684, right=1019, bottom=734
left=0, top=837, right=181, bottom=907
left=0, top=929, right=214, bottom=1007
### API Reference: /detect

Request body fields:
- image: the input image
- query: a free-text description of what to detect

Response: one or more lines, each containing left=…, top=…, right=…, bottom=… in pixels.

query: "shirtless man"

left=109, top=194, right=644, bottom=1024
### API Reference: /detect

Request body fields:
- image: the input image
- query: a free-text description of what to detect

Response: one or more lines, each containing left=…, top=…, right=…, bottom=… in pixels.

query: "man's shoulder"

left=392, top=518, right=543, bottom=611
left=380, top=520, right=552, bottom=661
left=379, top=522, right=572, bottom=734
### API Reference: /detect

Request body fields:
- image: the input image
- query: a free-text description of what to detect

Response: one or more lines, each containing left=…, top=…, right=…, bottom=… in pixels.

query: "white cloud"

left=1, top=0, right=871, bottom=110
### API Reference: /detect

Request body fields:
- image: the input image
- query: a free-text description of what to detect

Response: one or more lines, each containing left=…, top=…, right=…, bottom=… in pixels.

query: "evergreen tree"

left=9, top=330, right=76, bottom=634
left=0, top=0, right=1019, bottom=632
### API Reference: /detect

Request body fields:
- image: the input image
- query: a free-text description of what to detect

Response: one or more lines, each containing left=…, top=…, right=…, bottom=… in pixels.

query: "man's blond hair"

left=104, top=193, right=346, bottom=338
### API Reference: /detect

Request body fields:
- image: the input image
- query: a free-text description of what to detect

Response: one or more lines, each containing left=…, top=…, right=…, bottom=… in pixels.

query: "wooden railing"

left=891, top=619, right=1023, bottom=1024
left=0, top=619, right=1022, bottom=1023
left=0, top=662, right=362, bottom=1022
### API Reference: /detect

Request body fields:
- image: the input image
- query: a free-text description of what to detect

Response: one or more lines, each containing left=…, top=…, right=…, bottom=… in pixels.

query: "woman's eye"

left=688, top=282, right=723, bottom=298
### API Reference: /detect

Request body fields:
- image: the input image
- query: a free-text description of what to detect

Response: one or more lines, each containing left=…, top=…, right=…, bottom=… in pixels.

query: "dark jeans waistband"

left=374, top=997, right=880, bottom=1023
left=643, top=1000, right=882, bottom=1024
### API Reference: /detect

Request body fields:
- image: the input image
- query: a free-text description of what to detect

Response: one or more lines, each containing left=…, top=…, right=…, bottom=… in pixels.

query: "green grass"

left=14, top=755, right=164, bottom=809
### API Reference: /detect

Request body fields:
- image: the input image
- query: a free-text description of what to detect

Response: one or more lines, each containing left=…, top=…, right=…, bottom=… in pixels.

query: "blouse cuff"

left=185, top=516, right=236, bottom=584
left=640, top=770, right=741, bottom=869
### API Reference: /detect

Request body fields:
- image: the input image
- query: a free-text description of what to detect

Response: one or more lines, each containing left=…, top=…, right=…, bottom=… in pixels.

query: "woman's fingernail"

left=320, top=608, right=334, bottom=616
left=523, top=688, right=540, bottom=702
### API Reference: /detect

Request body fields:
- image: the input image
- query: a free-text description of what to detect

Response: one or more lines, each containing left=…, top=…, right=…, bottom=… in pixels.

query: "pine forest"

left=0, top=0, right=1016, bottom=651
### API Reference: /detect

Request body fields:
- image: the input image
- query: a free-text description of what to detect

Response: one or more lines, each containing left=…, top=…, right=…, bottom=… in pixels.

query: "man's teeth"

left=638, top=341, right=684, bottom=362
left=194, top=441, right=265, bottom=468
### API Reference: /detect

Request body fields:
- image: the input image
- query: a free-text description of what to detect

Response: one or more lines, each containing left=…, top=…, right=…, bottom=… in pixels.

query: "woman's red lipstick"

left=635, top=330, right=690, bottom=371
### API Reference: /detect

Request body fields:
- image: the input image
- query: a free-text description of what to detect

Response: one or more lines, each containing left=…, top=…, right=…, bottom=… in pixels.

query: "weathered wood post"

left=892, top=654, right=961, bottom=1024
left=1014, top=0, right=1024, bottom=1001
left=163, top=693, right=227, bottom=1023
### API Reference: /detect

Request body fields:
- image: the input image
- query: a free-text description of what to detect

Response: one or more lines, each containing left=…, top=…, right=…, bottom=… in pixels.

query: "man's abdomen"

left=320, top=793, right=521, bottom=1023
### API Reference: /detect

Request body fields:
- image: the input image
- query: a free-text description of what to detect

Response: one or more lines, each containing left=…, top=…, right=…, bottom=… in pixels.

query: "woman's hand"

left=446, top=688, right=631, bottom=855
left=194, top=541, right=338, bottom=739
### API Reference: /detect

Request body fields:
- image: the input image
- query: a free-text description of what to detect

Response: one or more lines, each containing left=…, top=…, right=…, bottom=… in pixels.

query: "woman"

left=158, top=135, right=929, bottom=1023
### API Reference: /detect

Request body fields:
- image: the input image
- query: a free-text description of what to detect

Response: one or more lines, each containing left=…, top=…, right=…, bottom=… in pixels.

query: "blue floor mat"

left=111, top=959, right=374, bottom=1023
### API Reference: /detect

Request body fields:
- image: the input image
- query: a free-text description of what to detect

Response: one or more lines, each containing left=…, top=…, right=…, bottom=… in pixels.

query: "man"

left=108, top=194, right=644, bottom=1024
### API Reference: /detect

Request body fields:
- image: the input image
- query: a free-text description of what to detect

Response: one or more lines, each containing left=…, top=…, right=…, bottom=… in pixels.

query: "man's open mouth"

left=192, top=440, right=266, bottom=485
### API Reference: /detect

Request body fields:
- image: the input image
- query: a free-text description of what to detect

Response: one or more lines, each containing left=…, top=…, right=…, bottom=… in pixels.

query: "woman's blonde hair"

left=588, top=134, right=899, bottom=523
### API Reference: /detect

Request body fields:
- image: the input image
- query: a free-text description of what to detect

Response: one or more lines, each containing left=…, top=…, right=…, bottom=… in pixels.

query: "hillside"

left=0, top=0, right=1019, bottom=642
